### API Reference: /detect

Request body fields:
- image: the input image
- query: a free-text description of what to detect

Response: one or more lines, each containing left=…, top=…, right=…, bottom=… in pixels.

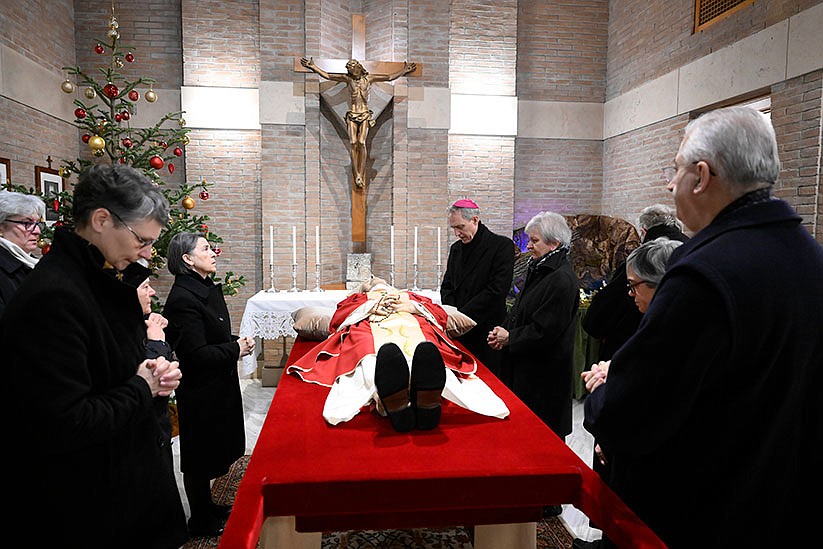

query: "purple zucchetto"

left=452, top=198, right=479, bottom=209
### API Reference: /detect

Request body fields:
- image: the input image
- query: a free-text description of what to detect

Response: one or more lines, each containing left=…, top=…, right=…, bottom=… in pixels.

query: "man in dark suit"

left=441, top=198, right=514, bottom=376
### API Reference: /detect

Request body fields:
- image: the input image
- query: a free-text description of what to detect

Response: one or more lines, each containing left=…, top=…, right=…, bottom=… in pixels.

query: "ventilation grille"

left=695, top=0, right=754, bottom=31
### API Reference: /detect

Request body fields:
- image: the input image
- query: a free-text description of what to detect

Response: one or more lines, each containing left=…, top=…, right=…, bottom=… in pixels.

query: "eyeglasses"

left=5, top=219, right=46, bottom=233
left=109, top=210, right=156, bottom=249
left=626, top=279, right=650, bottom=295
left=662, top=161, right=717, bottom=183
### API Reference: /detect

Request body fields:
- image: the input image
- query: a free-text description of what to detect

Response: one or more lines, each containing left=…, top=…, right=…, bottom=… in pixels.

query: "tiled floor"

left=172, top=379, right=603, bottom=544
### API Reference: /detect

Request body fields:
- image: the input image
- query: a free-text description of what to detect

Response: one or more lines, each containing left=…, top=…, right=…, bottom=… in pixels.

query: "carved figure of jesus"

left=300, top=57, right=416, bottom=188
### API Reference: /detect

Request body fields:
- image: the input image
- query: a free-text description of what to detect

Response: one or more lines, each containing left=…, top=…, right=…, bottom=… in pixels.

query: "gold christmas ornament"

left=108, top=28, right=120, bottom=39
left=61, top=79, right=75, bottom=94
left=178, top=118, right=186, bottom=127
left=84, top=87, right=96, bottom=99
left=145, top=89, right=158, bottom=103
left=114, top=57, right=124, bottom=68
left=181, top=135, right=190, bottom=145
left=88, top=135, right=106, bottom=150
left=93, top=149, right=105, bottom=157
left=58, top=167, right=68, bottom=178
left=181, top=196, right=195, bottom=210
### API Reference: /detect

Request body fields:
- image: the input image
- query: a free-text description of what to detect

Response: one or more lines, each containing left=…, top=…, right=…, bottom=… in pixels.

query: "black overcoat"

left=441, top=222, right=514, bottom=372
left=1, top=228, right=187, bottom=549
left=584, top=196, right=823, bottom=547
left=164, top=272, right=245, bottom=478
left=0, top=245, right=33, bottom=318
left=500, top=248, right=579, bottom=438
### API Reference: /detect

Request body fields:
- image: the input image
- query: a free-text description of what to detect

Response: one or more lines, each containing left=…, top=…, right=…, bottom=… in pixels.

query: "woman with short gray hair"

left=0, top=190, right=46, bottom=316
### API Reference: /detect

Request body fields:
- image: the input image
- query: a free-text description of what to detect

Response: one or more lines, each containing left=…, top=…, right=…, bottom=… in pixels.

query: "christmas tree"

left=20, top=6, right=245, bottom=300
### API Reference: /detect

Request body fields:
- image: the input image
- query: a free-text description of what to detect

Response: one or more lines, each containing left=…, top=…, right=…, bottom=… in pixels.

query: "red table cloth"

left=218, top=337, right=665, bottom=548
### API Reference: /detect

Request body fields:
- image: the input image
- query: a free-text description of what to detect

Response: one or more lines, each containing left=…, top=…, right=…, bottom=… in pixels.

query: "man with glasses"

left=0, top=190, right=46, bottom=317
left=583, top=106, right=823, bottom=547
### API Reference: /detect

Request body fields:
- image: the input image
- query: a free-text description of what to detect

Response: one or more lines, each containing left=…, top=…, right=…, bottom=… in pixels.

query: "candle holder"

left=411, top=263, right=420, bottom=291
left=288, top=263, right=300, bottom=292
left=390, top=262, right=395, bottom=288
left=433, top=263, right=442, bottom=291
left=312, top=262, right=324, bottom=292
left=266, top=262, right=277, bottom=292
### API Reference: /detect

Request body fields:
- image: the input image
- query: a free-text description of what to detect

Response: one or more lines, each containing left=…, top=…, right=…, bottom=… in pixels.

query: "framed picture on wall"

left=36, top=165, right=63, bottom=223
left=0, top=157, right=10, bottom=189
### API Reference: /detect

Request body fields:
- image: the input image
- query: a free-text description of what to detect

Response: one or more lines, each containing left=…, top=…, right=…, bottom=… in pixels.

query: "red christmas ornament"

left=213, top=247, right=222, bottom=256
left=199, top=190, right=210, bottom=200
left=82, top=134, right=91, bottom=143
left=114, top=113, right=122, bottom=122
left=119, top=157, right=126, bottom=164
left=125, top=52, right=134, bottom=63
left=103, top=83, right=119, bottom=98
left=94, top=44, right=104, bottom=54
left=149, top=156, right=164, bottom=170
left=74, top=108, right=86, bottom=119
left=120, top=110, right=130, bottom=121
left=200, top=224, right=208, bottom=232
left=41, top=244, right=51, bottom=255
left=128, top=89, right=139, bottom=101
left=159, top=141, right=167, bottom=150
left=52, top=199, right=59, bottom=212
left=54, top=220, right=64, bottom=227
left=168, top=163, right=175, bottom=174
left=122, top=138, right=133, bottom=148
left=173, top=147, right=183, bottom=157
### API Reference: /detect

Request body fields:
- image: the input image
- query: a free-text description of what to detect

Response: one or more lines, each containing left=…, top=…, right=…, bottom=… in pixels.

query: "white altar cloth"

left=238, top=288, right=441, bottom=376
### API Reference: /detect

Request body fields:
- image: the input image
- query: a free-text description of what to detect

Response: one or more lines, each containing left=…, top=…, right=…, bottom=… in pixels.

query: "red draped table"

left=218, top=338, right=664, bottom=549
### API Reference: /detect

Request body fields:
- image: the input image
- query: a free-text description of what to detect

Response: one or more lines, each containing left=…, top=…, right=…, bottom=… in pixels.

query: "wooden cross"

left=295, top=14, right=421, bottom=253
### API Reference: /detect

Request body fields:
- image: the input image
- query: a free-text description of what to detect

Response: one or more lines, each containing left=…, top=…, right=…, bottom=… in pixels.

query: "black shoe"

left=210, top=502, right=232, bottom=521
left=187, top=513, right=225, bottom=537
left=374, top=343, right=415, bottom=432
left=410, top=342, right=446, bottom=430
left=542, top=504, right=562, bottom=517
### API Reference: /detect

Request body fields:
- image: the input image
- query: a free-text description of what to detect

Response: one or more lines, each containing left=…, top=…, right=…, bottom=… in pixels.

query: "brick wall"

left=771, top=69, right=823, bottom=237
left=75, top=0, right=183, bottom=88
left=514, top=138, right=604, bottom=228
left=260, top=0, right=306, bottom=82
left=516, top=0, right=608, bottom=103
left=448, top=135, right=515, bottom=238
left=408, top=0, right=450, bottom=87
left=601, top=116, right=689, bottom=227
left=0, top=0, right=74, bottom=73
left=449, top=0, right=517, bottom=96
left=181, top=0, right=260, bottom=87
left=606, top=0, right=821, bottom=100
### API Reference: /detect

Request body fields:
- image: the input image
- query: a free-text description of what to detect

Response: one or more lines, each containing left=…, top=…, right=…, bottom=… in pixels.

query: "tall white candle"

left=437, top=227, right=441, bottom=266
left=390, top=225, right=395, bottom=264
left=292, top=226, right=297, bottom=265
left=414, top=226, right=418, bottom=265
left=269, top=225, right=274, bottom=265
left=315, top=225, right=320, bottom=265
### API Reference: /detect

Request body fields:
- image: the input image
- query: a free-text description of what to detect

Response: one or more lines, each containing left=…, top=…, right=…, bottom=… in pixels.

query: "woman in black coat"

left=0, top=190, right=45, bottom=317
left=488, top=211, right=579, bottom=440
left=163, top=232, right=255, bottom=536
left=2, top=165, right=187, bottom=549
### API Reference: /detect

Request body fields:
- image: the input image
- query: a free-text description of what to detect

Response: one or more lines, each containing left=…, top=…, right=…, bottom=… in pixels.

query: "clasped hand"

left=581, top=360, right=610, bottom=393
left=138, top=357, right=181, bottom=398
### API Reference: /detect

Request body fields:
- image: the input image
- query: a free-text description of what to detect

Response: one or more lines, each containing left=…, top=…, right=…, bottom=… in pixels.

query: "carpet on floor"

left=182, top=455, right=575, bottom=548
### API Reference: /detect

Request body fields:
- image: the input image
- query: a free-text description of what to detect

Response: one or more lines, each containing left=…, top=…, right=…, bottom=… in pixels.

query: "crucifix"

left=295, top=14, right=422, bottom=253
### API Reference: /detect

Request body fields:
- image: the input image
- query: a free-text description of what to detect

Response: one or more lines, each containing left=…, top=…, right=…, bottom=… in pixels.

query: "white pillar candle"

left=292, top=226, right=297, bottom=265
left=414, top=226, right=418, bottom=264
left=315, top=225, right=320, bottom=265
left=269, top=225, right=274, bottom=265
left=390, top=225, right=395, bottom=264
left=437, top=227, right=441, bottom=265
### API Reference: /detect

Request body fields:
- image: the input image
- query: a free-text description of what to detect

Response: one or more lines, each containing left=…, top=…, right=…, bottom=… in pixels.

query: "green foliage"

left=33, top=12, right=247, bottom=299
